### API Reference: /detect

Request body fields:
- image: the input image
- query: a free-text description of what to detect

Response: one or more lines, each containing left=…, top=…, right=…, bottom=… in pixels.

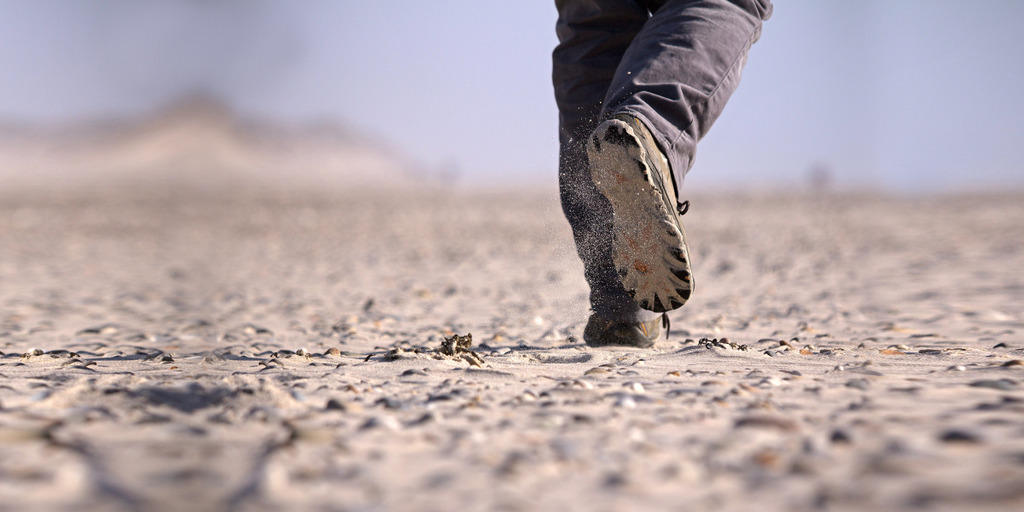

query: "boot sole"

left=587, top=120, right=693, bottom=313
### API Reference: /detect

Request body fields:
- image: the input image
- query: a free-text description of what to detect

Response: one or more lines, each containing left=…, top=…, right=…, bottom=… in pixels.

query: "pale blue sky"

left=1, top=1, right=1022, bottom=191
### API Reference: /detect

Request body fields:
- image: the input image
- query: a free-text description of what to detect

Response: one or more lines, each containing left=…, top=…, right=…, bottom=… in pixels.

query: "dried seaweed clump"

left=435, top=333, right=485, bottom=367
left=697, top=337, right=749, bottom=351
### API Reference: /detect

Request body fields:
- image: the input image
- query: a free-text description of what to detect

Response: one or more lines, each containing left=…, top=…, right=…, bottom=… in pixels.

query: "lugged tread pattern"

left=587, top=118, right=693, bottom=313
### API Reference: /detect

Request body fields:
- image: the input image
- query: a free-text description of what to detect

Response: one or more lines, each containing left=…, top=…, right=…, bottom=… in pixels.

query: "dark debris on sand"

left=434, top=333, right=485, bottom=367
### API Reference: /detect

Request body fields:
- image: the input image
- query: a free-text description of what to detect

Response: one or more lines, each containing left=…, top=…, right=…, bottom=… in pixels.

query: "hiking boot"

left=586, top=114, right=693, bottom=313
left=583, top=313, right=662, bottom=348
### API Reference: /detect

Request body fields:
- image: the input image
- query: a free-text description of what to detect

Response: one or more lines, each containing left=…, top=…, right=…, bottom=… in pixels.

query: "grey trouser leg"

left=553, top=0, right=771, bottom=322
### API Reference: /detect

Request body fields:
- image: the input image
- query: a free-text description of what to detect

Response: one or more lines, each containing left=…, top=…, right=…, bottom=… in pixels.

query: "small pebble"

left=614, top=396, right=637, bottom=409
left=22, top=348, right=44, bottom=358
left=734, top=415, right=798, bottom=432
left=200, top=352, right=223, bottom=364
left=76, top=324, right=119, bottom=336
left=63, top=361, right=97, bottom=370
left=326, top=400, right=363, bottom=413
left=376, top=397, right=408, bottom=409
left=360, top=416, right=401, bottom=431
left=243, top=324, right=273, bottom=336
left=571, top=414, right=593, bottom=424
left=846, top=379, right=869, bottom=390
left=969, top=379, right=1017, bottom=391
left=939, top=429, right=981, bottom=444
left=603, top=472, right=629, bottom=489
left=46, top=350, right=78, bottom=358
left=409, top=411, right=443, bottom=426
left=830, top=429, right=852, bottom=444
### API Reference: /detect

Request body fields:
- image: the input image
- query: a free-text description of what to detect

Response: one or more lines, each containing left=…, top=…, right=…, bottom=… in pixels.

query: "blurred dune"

left=0, top=94, right=419, bottom=194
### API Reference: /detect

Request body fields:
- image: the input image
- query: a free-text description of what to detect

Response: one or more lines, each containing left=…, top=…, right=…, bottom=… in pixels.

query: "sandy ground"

left=1, top=181, right=1023, bottom=512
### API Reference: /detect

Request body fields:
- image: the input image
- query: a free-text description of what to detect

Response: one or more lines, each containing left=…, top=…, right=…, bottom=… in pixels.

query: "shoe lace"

left=677, top=200, right=689, bottom=216
left=661, top=200, right=687, bottom=340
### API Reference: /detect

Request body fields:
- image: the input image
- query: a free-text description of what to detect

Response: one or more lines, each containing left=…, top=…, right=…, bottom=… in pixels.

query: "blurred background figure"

left=808, top=162, right=834, bottom=192
left=0, top=0, right=1022, bottom=193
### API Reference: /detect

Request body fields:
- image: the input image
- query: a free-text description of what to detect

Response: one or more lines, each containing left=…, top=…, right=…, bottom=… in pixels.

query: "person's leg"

left=604, top=0, right=773, bottom=189
left=583, top=0, right=771, bottom=315
left=553, top=0, right=659, bottom=324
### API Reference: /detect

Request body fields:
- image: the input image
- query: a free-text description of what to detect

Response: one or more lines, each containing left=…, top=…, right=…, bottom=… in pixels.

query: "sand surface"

left=1, top=183, right=1022, bottom=512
